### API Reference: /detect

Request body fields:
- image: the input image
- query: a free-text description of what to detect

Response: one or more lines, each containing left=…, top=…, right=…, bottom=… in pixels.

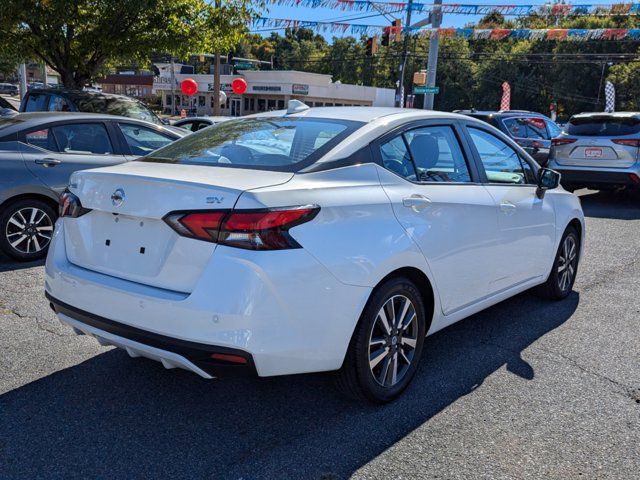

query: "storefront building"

left=154, top=70, right=395, bottom=116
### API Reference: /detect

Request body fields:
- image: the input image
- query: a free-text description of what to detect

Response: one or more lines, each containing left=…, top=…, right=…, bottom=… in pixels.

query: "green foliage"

left=0, top=0, right=255, bottom=88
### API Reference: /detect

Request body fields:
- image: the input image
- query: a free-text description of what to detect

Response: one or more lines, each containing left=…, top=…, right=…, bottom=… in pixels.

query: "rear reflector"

left=551, top=137, right=577, bottom=146
left=612, top=139, right=640, bottom=147
left=164, top=205, right=320, bottom=250
left=210, top=353, right=248, bottom=365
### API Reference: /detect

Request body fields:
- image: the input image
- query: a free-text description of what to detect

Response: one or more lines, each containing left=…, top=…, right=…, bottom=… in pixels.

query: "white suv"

left=45, top=105, right=584, bottom=403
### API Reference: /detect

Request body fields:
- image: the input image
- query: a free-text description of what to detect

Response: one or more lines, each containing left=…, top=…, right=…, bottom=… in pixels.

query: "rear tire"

left=336, top=276, right=427, bottom=404
left=0, top=199, right=56, bottom=261
left=537, top=226, right=580, bottom=300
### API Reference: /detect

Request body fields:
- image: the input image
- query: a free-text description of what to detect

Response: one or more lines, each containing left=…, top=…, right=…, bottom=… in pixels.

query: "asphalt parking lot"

left=1, top=190, right=639, bottom=479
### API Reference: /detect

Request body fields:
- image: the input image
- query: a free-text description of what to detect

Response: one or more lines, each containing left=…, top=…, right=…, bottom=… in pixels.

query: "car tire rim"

left=368, top=294, right=419, bottom=388
left=557, top=235, right=577, bottom=292
left=5, top=207, right=53, bottom=254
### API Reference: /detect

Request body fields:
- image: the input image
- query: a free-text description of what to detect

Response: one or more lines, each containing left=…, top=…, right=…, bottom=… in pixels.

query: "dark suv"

left=456, top=110, right=562, bottom=166
left=19, top=88, right=166, bottom=126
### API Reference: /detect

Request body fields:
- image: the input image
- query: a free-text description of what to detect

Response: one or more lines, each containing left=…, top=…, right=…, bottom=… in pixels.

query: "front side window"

left=468, top=127, right=534, bottom=185
left=52, top=123, right=113, bottom=154
left=119, top=124, right=174, bottom=155
left=142, top=118, right=361, bottom=171
left=405, top=126, right=471, bottom=183
left=25, top=128, right=58, bottom=151
left=546, top=120, right=562, bottom=138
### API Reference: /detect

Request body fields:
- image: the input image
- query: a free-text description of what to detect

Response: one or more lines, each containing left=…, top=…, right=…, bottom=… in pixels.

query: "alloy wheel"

left=368, top=295, right=419, bottom=388
left=5, top=207, right=54, bottom=254
left=557, top=235, right=578, bottom=292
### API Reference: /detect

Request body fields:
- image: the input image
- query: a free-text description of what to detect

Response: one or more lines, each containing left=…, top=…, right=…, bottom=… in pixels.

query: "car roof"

left=570, top=112, right=640, bottom=120
left=0, top=112, right=181, bottom=136
left=250, top=106, right=468, bottom=123
left=175, top=116, right=231, bottom=124
left=456, top=110, right=547, bottom=118
left=27, top=88, right=140, bottom=103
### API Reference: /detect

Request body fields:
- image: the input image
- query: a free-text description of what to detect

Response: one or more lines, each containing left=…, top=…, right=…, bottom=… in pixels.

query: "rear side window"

left=25, top=129, right=58, bottom=151
left=547, top=120, right=562, bottom=138
left=119, top=123, right=174, bottom=155
left=51, top=123, right=114, bottom=154
left=24, top=93, right=48, bottom=112
left=380, top=136, right=415, bottom=181
left=567, top=117, right=640, bottom=136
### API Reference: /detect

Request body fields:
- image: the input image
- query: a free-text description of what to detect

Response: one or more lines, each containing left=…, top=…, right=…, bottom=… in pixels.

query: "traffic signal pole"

left=396, top=0, right=414, bottom=107
left=423, top=0, right=442, bottom=110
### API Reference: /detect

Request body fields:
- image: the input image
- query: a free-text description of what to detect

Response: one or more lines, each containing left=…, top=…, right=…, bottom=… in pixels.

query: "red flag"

left=500, top=82, right=511, bottom=111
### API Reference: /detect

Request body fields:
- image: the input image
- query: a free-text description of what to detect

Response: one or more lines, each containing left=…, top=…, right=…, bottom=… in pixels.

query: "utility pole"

left=423, top=0, right=442, bottom=110
left=170, top=57, right=176, bottom=116
left=18, top=63, right=27, bottom=100
left=396, top=0, right=414, bottom=108
left=213, top=0, right=222, bottom=116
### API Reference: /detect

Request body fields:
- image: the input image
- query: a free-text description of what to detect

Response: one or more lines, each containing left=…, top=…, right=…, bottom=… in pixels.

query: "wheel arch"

left=0, top=192, right=59, bottom=214
left=369, top=266, right=436, bottom=335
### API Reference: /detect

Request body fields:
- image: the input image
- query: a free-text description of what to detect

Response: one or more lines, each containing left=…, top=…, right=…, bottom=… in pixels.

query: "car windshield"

left=141, top=117, right=363, bottom=171
left=73, top=95, right=161, bottom=124
left=567, top=116, right=640, bottom=136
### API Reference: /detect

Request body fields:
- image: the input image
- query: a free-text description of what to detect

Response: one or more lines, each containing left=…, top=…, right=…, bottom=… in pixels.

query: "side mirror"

left=536, top=168, right=561, bottom=199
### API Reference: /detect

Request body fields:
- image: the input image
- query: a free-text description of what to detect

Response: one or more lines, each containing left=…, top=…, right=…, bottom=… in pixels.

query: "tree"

left=0, top=0, right=254, bottom=88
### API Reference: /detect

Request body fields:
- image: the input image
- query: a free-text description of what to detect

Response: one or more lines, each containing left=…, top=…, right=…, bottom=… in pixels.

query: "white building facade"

left=154, top=69, right=395, bottom=116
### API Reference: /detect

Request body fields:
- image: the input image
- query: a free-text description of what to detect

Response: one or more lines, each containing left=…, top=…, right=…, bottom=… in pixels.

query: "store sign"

left=208, top=83, right=233, bottom=92
left=252, top=85, right=282, bottom=92
left=292, top=83, right=309, bottom=95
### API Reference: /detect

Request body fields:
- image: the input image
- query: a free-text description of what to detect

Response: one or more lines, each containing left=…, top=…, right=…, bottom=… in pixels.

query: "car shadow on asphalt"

left=579, top=189, right=640, bottom=220
left=0, top=290, right=579, bottom=479
left=0, top=252, right=44, bottom=272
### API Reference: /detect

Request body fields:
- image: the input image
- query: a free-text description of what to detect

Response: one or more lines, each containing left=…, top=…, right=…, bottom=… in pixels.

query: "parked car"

left=548, top=112, right=640, bottom=191
left=173, top=116, right=231, bottom=132
left=456, top=110, right=562, bottom=166
left=19, top=88, right=172, bottom=128
left=0, top=83, right=18, bottom=95
left=45, top=105, right=583, bottom=403
left=0, top=112, right=185, bottom=261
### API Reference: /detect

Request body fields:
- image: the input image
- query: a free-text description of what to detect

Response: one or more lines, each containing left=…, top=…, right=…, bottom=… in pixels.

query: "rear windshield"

left=141, top=117, right=363, bottom=172
left=72, top=95, right=161, bottom=124
left=567, top=116, right=640, bottom=136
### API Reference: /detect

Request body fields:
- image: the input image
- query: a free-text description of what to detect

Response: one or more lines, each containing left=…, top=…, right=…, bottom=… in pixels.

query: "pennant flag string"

left=266, top=0, right=640, bottom=16
left=252, top=18, right=640, bottom=41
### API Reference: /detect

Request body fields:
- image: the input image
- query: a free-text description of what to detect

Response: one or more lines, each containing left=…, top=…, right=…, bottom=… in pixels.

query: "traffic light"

left=365, top=36, right=378, bottom=56
left=381, top=28, right=390, bottom=47
left=392, top=19, right=402, bottom=42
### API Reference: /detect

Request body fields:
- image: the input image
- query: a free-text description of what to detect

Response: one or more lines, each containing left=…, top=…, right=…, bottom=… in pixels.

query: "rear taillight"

left=164, top=205, right=320, bottom=250
left=551, top=137, right=577, bottom=146
left=612, top=139, right=640, bottom=147
left=59, top=191, right=91, bottom=218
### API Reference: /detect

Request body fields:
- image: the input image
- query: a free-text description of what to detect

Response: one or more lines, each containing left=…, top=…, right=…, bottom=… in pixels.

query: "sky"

left=254, top=0, right=628, bottom=41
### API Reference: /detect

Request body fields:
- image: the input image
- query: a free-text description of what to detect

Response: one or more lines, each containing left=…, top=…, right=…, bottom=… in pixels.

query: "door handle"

left=35, top=158, right=61, bottom=167
left=500, top=201, right=517, bottom=215
left=402, top=194, right=432, bottom=212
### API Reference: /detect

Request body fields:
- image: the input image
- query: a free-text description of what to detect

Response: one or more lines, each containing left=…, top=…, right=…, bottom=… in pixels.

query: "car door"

left=115, top=122, right=176, bottom=159
left=20, top=121, right=126, bottom=194
left=375, top=121, right=502, bottom=316
left=464, top=125, right=556, bottom=291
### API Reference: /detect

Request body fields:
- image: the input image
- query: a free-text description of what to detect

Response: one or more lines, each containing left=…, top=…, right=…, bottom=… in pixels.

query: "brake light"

left=59, top=191, right=91, bottom=218
left=164, top=205, right=320, bottom=250
left=551, top=137, right=577, bottom=146
left=612, top=139, right=640, bottom=147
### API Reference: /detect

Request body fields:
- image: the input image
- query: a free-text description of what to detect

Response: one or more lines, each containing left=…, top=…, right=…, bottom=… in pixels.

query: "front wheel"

left=0, top=199, right=56, bottom=261
left=336, top=276, right=427, bottom=403
left=537, top=226, right=580, bottom=300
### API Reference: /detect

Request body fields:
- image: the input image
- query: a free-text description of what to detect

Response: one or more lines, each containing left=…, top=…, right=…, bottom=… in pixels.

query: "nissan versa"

left=45, top=104, right=584, bottom=403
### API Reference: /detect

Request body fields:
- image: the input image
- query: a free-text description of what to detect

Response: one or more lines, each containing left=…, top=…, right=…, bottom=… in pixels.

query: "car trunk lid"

left=64, top=161, right=293, bottom=292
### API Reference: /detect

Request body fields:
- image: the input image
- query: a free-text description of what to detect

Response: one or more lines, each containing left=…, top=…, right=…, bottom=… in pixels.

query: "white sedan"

left=45, top=103, right=584, bottom=403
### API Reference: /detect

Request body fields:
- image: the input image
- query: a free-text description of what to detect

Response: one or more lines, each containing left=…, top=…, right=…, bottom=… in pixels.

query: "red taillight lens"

left=612, top=139, right=640, bottom=147
left=551, top=137, right=577, bottom=146
left=59, top=191, right=90, bottom=218
left=164, top=206, right=320, bottom=250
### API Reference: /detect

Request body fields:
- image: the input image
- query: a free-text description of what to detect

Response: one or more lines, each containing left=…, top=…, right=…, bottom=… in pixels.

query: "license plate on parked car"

left=585, top=147, right=603, bottom=158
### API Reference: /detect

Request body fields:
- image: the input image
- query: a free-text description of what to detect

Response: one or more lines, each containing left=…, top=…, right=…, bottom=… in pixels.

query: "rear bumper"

left=47, top=293, right=257, bottom=378
left=45, top=220, right=372, bottom=377
left=550, top=163, right=640, bottom=188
